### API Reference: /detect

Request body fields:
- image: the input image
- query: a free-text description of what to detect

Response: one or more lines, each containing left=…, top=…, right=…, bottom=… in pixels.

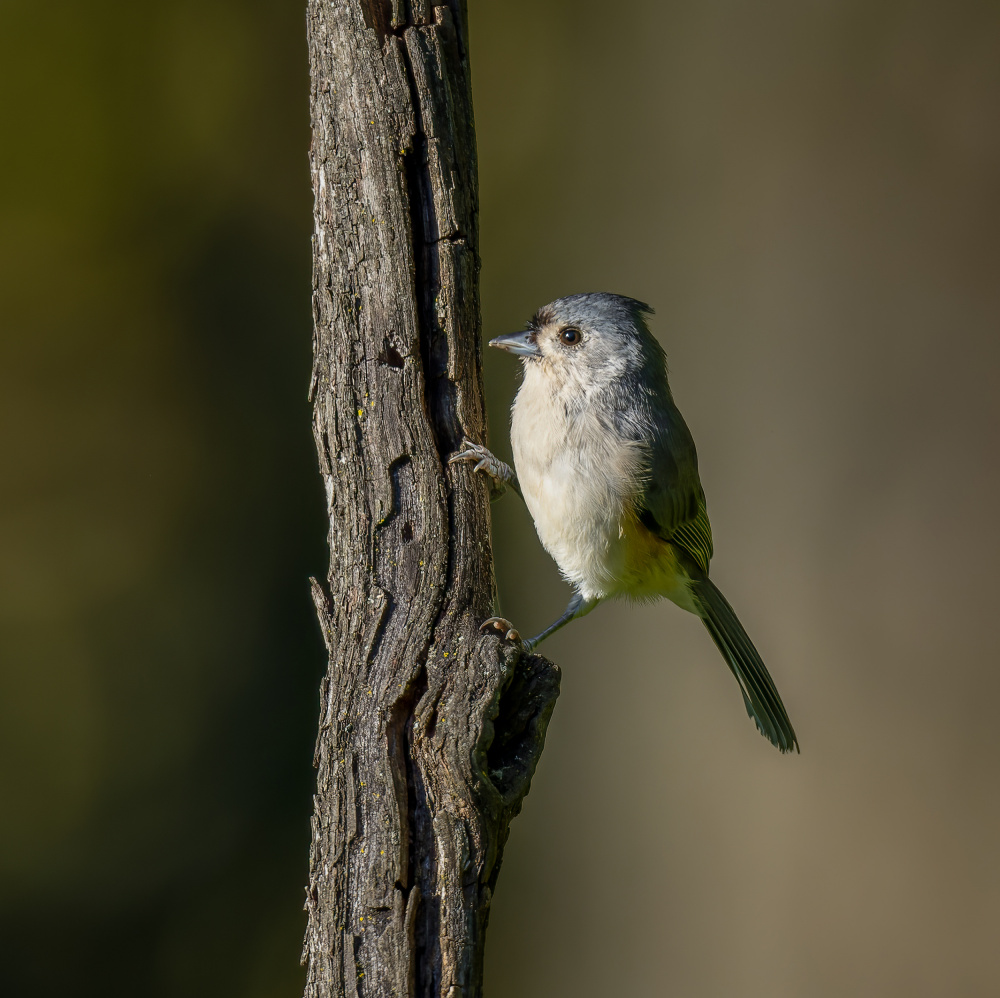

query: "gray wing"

left=626, top=401, right=714, bottom=575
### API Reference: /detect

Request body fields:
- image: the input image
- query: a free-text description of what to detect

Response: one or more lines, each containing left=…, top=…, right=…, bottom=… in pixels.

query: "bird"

left=450, top=292, right=798, bottom=753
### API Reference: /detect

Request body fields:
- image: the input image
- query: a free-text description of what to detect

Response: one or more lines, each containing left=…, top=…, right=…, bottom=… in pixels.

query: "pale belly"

left=512, top=424, right=697, bottom=612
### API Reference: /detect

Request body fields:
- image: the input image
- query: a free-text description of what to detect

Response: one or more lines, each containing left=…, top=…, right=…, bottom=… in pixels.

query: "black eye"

left=559, top=327, right=581, bottom=345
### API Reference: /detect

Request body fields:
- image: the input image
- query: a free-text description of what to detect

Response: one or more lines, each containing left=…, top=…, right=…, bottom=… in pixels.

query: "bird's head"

left=490, top=293, right=662, bottom=394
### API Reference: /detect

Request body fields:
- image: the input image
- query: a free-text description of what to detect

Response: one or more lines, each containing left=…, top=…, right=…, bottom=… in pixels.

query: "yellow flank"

left=618, top=514, right=698, bottom=612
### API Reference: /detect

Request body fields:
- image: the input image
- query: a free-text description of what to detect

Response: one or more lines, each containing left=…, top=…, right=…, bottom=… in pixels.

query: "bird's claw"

left=449, top=439, right=516, bottom=500
left=480, top=616, right=522, bottom=645
left=449, top=438, right=485, bottom=464
left=449, top=439, right=496, bottom=471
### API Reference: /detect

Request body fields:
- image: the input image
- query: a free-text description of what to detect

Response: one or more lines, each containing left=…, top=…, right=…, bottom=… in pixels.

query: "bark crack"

left=396, top=14, right=464, bottom=461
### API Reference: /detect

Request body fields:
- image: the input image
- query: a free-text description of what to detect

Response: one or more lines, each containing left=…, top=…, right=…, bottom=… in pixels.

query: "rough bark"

left=303, top=3, right=560, bottom=996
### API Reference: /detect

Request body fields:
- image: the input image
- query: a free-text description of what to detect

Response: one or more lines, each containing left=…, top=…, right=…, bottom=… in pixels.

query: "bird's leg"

left=521, top=593, right=599, bottom=651
left=449, top=438, right=522, bottom=501
left=479, top=595, right=598, bottom=651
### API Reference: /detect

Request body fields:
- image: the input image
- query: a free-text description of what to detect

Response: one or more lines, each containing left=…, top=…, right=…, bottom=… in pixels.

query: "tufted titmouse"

left=451, top=293, right=798, bottom=753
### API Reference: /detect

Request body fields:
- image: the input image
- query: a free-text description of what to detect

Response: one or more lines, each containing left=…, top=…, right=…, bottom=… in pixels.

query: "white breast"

left=510, top=367, right=645, bottom=601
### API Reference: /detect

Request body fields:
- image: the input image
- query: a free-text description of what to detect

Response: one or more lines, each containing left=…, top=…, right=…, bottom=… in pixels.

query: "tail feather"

left=692, top=578, right=799, bottom=753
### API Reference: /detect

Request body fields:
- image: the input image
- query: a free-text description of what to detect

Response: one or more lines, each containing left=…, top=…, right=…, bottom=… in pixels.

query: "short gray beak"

left=489, top=330, right=541, bottom=358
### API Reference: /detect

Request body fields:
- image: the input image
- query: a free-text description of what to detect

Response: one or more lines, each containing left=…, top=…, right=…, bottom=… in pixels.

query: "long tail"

left=691, top=577, right=799, bottom=753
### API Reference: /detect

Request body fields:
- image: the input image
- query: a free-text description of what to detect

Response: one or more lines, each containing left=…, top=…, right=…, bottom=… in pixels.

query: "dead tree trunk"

left=303, top=3, right=560, bottom=996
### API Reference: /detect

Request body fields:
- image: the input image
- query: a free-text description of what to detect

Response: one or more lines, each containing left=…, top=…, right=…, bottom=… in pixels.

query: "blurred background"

left=2, top=1, right=999, bottom=995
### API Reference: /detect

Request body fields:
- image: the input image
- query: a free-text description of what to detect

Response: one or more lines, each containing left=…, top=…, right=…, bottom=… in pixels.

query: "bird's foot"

left=480, top=616, right=523, bottom=646
left=449, top=439, right=518, bottom=500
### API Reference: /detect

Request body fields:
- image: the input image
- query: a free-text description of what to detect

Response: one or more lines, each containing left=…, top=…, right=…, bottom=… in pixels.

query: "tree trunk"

left=303, top=3, right=560, bottom=996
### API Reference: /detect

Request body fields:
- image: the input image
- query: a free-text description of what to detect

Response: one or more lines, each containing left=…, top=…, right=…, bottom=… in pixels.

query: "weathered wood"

left=303, top=3, right=560, bottom=995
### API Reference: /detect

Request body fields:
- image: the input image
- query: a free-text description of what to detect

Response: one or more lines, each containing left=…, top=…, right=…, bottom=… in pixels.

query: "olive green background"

left=3, top=2, right=1000, bottom=995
